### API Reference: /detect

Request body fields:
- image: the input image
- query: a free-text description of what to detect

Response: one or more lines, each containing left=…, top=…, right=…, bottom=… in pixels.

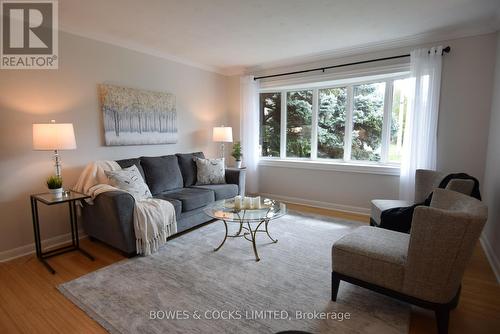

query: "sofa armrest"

left=81, top=191, right=137, bottom=254
left=225, top=168, right=246, bottom=195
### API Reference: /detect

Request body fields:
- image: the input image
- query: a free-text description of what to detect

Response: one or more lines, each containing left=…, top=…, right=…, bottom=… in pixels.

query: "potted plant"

left=46, top=175, right=63, bottom=198
left=231, top=141, right=243, bottom=168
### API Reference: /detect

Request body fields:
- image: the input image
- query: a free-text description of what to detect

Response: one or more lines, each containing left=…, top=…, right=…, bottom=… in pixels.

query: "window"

left=259, top=92, right=281, bottom=157
left=389, top=78, right=411, bottom=162
left=351, top=82, right=385, bottom=162
left=259, top=73, right=411, bottom=166
left=286, top=90, right=312, bottom=158
left=318, top=87, right=346, bottom=159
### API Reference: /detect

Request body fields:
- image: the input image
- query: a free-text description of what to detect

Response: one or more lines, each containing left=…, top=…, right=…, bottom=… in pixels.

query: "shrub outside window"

left=259, top=74, right=410, bottom=165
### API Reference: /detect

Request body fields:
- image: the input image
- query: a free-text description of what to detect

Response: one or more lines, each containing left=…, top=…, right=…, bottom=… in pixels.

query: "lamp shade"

left=33, top=123, right=77, bottom=150
left=212, top=126, right=233, bottom=142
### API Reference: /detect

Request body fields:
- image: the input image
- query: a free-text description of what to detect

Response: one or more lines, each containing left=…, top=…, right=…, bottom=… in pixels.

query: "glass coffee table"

left=204, top=198, right=286, bottom=261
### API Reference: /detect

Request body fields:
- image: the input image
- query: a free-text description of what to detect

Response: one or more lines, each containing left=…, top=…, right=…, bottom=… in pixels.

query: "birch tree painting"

left=100, top=84, right=178, bottom=145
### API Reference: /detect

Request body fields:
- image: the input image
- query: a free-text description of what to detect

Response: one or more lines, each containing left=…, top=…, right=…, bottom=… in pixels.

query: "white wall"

left=251, top=33, right=497, bottom=212
left=482, top=32, right=500, bottom=282
left=437, top=33, right=496, bottom=177
left=225, top=75, right=241, bottom=167
left=0, top=32, right=231, bottom=257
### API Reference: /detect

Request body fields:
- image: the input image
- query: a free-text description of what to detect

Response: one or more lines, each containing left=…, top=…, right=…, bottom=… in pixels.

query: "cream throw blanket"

left=73, top=161, right=177, bottom=256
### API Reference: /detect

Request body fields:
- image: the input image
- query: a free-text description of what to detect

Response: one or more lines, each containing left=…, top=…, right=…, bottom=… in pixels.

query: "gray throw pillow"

left=195, top=158, right=226, bottom=185
left=105, top=165, right=152, bottom=201
left=140, top=155, right=183, bottom=195
left=176, top=152, right=205, bottom=187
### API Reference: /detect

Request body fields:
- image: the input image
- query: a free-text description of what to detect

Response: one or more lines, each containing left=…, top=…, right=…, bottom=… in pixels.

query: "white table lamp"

left=33, top=120, right=77, bottom=178
left=212, top=126, right=233, bottom=160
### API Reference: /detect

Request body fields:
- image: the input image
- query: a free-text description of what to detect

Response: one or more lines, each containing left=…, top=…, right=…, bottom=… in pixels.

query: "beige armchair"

left=370, top=169, right=475, bottom=227
left=332, top=189, right=488, bottom=334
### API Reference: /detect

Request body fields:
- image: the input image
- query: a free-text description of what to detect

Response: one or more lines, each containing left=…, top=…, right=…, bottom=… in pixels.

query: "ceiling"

left=59, top=0, right=500, bottom=75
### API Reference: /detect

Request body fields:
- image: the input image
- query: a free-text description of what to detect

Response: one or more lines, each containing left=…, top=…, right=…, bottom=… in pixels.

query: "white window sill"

left=258, top=158, right=400, bottom=176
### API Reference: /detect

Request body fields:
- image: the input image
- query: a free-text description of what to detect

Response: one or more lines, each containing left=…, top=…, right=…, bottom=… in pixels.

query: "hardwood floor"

left=0, top=204, right=499, bottom=334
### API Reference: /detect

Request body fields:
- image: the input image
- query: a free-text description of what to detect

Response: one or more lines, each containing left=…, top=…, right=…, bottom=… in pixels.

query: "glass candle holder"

left=234, top=196, right=242, bottom=210
left=243, top=196, right=252, bottom=209
left=252, top=196, right=261, bottom=209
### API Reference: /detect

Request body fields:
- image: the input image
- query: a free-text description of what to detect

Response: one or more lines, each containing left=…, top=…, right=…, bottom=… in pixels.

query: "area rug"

left=59, top=211, right=410, bottom=334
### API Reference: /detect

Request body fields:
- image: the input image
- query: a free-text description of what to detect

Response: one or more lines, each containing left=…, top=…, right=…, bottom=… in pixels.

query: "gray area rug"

left=59, top=211, right=409, bottom=334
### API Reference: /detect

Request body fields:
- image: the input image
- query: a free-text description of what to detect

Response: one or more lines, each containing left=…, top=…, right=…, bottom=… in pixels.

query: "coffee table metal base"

left=213, top=219, right=278, bottom=261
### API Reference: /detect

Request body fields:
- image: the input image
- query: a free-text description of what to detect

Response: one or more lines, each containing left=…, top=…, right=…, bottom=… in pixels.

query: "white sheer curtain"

left=399, top=46, right=443, bottom=202
left=240, top=75, right=260, bottom=195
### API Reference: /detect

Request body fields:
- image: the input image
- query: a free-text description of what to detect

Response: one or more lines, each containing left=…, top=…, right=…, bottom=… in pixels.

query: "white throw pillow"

left=195, top=158, right=226, bottom=185
left=105, top=165, right=152, bottom=201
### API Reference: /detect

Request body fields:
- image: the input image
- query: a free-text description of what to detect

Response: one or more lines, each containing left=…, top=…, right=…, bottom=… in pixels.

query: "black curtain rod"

left=254, top=46, right=451, bottom=81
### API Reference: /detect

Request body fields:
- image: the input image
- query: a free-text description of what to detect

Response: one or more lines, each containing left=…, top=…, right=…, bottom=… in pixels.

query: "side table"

left=30, top=191, right=95, bottom=274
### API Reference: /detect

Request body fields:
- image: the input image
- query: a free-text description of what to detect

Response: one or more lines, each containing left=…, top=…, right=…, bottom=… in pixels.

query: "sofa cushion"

left=195, top=157, right=226, bottom=185
left=116, top=158, right=145, bottom=180
left=370, top=199, right=411, bottom=225
left=332, top=226, right=409, bottom=292
left=176, top=152, right=205, bottom=187
left=152, top=195, right=182, bottom=220
left=191, top=184, right=238, bottom=201
left=140, top=155, right=183, bottom=195
left=160, top=188, right=215, bottom=212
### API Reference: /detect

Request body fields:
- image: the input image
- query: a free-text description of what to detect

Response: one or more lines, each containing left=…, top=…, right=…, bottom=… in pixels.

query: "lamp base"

left=53, top=149, right=62, bottom=178
left=220, top=142, right=225, bottom=162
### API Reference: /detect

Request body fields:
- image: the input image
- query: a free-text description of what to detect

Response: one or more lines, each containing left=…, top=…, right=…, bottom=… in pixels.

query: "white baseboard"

left=0, top=230, right=86, bottom=263
left=258, top=192, right=370, bottom=216
left=480, top=235, right=500, bottom=284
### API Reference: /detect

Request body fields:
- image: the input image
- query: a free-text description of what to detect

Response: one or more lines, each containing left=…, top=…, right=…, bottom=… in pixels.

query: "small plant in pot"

left=231, top=141, right=243, bottom=168
left=46, top=175, right=63, bottom=198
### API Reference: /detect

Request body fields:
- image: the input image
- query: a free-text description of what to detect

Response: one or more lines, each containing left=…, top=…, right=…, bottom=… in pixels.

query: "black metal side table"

left=30, top=191, right=95, bottom=274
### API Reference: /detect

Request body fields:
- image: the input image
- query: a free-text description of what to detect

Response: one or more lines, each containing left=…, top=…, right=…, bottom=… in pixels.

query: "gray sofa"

left=81, top=152, right=246, bottom=255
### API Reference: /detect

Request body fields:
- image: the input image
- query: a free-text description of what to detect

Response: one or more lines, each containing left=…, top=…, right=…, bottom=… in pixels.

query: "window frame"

left=258, top=70, right=410, bottom=175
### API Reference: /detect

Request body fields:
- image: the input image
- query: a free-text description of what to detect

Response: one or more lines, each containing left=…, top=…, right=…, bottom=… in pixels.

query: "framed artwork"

left=100, top=84, right=178, bottom=146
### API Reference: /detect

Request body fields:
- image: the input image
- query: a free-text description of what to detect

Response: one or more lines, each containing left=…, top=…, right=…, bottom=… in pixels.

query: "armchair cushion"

left=371, top=199, right=411, bottom=225
left=445, top=179, right=475, bottom=196
left=332, top=226, right=409, bottom=291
